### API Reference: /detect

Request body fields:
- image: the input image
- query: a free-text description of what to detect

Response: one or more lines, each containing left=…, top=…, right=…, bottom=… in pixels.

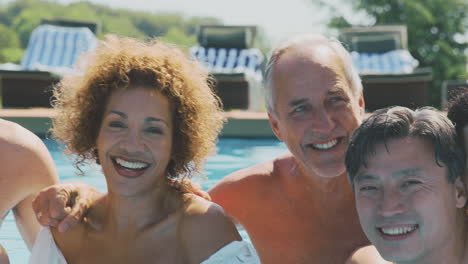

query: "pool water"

left=0, top=137, right=287, bottom=262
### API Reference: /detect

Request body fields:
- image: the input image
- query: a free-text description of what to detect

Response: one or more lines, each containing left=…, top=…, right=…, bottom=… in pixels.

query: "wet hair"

left=263, top=34, right=362, bottom=113
left=447, top=89, right=468, bottom=158
left=52, top=35, right=224, bottom=179
left=345, top=106, right=464, bottom=185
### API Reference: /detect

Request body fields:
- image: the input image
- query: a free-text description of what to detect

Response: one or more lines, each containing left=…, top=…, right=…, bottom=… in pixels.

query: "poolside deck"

left=0, top=108, right=276, bottom=138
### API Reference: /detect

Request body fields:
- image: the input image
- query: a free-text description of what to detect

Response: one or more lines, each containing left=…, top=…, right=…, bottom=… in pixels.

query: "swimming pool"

left=0, top=137, right=287, bottom=262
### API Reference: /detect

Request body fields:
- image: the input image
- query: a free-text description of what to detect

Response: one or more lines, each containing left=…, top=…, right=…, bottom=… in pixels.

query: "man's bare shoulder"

left=210, top=152, right=294, bottom=190
left=208, top=152, right=295, bottom=219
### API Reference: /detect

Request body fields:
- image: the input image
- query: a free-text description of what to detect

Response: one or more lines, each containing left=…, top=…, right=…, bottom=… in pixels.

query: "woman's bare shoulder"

left=179, top=194, right=241, bottom=263
left=50, top=221, right=88, bottom=259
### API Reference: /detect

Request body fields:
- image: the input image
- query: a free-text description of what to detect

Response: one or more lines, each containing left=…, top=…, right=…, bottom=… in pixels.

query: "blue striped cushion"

left=351, top=50, right=419, bottom=74
left=190, top=46, right=263, bottom=79
left=20, top=24, right=97, bottom=70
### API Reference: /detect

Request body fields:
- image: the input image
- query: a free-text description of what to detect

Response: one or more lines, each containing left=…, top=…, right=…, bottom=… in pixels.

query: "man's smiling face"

left=269, top=43, right=364, bottom=178
left=354, top=137, right=466, bottom=263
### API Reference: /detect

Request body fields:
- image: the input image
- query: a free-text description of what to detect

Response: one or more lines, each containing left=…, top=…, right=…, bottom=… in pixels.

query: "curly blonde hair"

left=52, top=35, right=225, bottom=178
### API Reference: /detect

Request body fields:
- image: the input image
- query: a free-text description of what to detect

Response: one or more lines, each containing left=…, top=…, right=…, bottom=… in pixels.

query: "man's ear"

left=268, top=112, right=283, bottom=141
left=358, top=91, right=365, bottom=117
left=454, top=177, right=467, bottom=209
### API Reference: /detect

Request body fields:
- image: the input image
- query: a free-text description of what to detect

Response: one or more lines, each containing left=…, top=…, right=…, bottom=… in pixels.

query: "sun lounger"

left=0, top=20, right=97, bottom=108
left=192, top=25, right=264, bottom=111
left=340, top=25, right=433, bottom=111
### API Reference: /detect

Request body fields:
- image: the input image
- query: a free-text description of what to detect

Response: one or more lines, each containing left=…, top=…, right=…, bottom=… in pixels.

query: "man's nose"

left=310, top=109, right=335, bottom=133
left=377, top=189, right=405, bottom=218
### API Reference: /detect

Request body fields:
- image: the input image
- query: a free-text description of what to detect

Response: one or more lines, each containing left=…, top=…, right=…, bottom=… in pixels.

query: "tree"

left=159, top=27, right=197, bottom=49
left=0, top=0, right=226, bottom=64
left=0, top=23, right=23, bottom=63
left=321, top=0, right=467, bottom=107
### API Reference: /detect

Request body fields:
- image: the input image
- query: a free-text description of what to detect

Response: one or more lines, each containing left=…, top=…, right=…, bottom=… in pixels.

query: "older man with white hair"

left=209, top=34, right=371, bottom=263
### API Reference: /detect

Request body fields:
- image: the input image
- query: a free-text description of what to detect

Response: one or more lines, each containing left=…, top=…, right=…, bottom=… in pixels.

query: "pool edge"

left=0, top=108, right=276, bottom=138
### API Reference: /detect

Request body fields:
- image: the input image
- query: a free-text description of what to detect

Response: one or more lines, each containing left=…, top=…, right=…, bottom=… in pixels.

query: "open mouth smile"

left=111, top=156, right=151, bottom=178
left=309, top=137, right=342, bottom=150
left=114, top=157, right=149, bottom=169
left=377, top=224, right=419, bottom=241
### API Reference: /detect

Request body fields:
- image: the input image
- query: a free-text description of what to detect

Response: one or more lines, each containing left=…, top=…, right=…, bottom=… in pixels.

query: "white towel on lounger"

left=29, top=227, right=260, bottom=264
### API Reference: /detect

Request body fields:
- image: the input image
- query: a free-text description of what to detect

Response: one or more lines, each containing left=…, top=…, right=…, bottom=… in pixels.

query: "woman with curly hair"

left=29, top=35, right=259, bottom=263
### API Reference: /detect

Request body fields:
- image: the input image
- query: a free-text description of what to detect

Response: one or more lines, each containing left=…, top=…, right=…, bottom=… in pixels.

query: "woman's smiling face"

left=96, top=87, right=173, bottom=196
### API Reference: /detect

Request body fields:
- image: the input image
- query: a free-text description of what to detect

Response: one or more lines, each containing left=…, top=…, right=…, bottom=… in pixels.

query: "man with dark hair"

left=345, top=106, right=467, bottom=264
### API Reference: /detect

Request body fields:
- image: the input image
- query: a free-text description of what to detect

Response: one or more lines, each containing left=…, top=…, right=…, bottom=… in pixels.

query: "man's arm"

left=10, top=126, right=59, bottom=248
left=32, top=179, right=207, bottom=232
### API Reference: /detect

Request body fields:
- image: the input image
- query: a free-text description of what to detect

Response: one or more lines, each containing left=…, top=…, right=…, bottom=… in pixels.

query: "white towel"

left=29, top=227, right=259, bottom=264
left=29, top=227, right=66, bottom=264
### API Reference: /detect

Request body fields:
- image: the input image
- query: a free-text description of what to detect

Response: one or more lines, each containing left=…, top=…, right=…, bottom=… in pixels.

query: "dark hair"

left=345, top=106, right=464, bottom=185
left=447, top=89, right=468, bottom=157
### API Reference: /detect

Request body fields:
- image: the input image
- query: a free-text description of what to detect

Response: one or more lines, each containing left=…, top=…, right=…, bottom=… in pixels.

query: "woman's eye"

left=109, top=121, right=125, bottom=128
left=145, top=127, right=163, bottom=134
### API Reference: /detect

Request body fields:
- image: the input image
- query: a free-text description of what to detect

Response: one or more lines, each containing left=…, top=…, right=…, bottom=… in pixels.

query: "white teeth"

left=115, top=158, right=148, bottom=169
left=311, top=139, right=338, bottom=150
left=380, top=226, right=417, bottom=236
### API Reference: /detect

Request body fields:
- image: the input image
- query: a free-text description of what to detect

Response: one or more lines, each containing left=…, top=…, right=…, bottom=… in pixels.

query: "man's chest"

left=238, top=197, right=368, bottom=264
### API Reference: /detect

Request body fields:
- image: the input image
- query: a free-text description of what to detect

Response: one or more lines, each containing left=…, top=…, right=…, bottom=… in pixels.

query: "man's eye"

left=402, top=180, right=421, bottom=188
left=293, top=105, right=306, bottom=113
left=359, top=186, right=377, bottom=192
left=329, top=97, right=346, bottom=103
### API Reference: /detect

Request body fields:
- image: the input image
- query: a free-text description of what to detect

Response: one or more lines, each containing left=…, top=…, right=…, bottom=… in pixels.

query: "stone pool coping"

left=0, top=108, right=276, bottom=138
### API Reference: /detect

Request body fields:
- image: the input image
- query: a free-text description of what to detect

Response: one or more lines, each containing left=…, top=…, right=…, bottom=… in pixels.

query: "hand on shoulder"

left=33, top=182, right=103, bottom=232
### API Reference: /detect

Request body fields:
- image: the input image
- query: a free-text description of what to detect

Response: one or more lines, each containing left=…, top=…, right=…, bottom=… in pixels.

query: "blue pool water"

left=0, top=137, right=287, bottom=262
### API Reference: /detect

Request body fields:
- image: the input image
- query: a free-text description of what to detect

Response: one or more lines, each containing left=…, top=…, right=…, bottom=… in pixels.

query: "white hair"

left=264, top=34, right=363, bottom=113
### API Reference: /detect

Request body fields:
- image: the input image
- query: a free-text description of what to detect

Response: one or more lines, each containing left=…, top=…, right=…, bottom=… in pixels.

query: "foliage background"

left=0, top=0, right=465, bottom=107
left=0, top=0, right=226, bottom=63
left=317, top=0, right=468, bottom=107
